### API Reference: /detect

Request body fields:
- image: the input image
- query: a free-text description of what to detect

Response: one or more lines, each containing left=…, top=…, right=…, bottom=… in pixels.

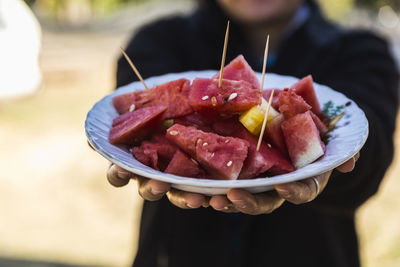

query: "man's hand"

left=107, top=164, right=208, bottom=208
left=106, top=153, right=359, bottom=215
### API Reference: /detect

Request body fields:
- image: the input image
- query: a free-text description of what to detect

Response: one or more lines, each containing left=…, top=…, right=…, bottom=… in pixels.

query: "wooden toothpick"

left=257, top=90, right=274, bottom=151
left=218, top=20, right=230, bottom=88
left=120, top=48, right=150, bottom=91
left=260, top=35, right=269, bottom=92
left=256, top=35, right=272, bottom=151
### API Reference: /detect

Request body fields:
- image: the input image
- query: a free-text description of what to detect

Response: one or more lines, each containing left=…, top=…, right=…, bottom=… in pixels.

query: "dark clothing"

left=116, top=1, right=399, bottom=267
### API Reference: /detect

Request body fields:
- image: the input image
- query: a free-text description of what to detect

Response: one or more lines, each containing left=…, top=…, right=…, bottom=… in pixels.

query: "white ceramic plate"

left=85, top=70, right=368, bottom=195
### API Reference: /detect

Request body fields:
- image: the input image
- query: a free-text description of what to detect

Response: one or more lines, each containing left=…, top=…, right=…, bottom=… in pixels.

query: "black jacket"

left=116, top=1, right=399, bottom=267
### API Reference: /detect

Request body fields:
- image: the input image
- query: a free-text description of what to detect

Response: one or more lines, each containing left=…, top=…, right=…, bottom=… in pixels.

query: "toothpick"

left=120, top=48, right=150, bottom=91
left=260, top=35, right=269, bottom=92
left=256, top=89, right=274, bottom=151
left=218, top=20, right=230, bottom=88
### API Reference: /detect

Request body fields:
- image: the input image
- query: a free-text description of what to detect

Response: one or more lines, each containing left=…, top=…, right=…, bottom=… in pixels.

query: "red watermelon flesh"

left=166, top=124, right=206, bottom=157
left=174, top=113, right=212, bottom=132
left=262, top=89, right=281, bottom=110
left=189, top=78, right=261, bottom=115
left=212, top=54, right=261, bottom=90
left=166, top=124, right=249, bottom=180
left=165, top=149, right=206, bottom=178
left=133, top=146, right=159, bottom=170
left=310, top=111, right=328, bottom=135
left=234, top=128, right=283, bottom=179
left=278, top=88, right=311, bottom=119
left=113, top=78, right=193, bottom=119
left=109, top=106, right=167, bottom=145
left=151, top=78, right=193, bottom=119
left=132, top=134, right=178, bottom=171
left=212, top=116, right=242, bottom=136
left=281, top=111, right=325, bottom=169
left=291, top=75, right=322, bottom=115
left=264, top=114, right=289, bottom=157
left=113, top=90, right=152, bottom=114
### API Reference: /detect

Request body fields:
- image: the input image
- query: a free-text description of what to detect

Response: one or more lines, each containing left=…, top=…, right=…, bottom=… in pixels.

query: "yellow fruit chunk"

left=239, top=98, right=279, bottom=135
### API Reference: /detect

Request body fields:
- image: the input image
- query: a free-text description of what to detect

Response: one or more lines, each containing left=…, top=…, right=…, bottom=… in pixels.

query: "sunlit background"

left=0, top=0, right=399, bottom=266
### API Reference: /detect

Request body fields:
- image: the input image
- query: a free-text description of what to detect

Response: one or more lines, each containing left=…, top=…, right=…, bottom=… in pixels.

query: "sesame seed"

left=228, top=92, right=238, bottom=101
left=267, top=143, right=272, bottom=148
left=203, top=142, right=208, bottom=146
left=169, top=130, right=179, bottom=136
left=225, top=139, right=230, bottom=143
left=211, top=96, right=217, bottom=106
left=202, top=96, right=209, bottom=100
left=211, top=153, right=215, bottom=157
left=226, top=161, right=233, bottom=167
left=191, top=158, right=198, bottom=165
left=129, top=104, right=136, bottom=112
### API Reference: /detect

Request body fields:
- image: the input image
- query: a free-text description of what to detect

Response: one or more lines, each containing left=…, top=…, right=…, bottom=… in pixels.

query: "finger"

left=336, top=157, right=356, bottom=173
left=137, top=177, right=170, bottom=201
left=167, top=188, right=208, bottom=209
left=227, top=189, right=284, bottom=215
left=107, top=164, right=133, bottom=187
left=275, top=171, right=331, bottom=204
left=209, top=195, right=238, bottom=213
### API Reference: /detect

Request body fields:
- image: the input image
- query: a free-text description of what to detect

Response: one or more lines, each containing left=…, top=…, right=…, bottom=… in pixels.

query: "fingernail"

left=117, top=170, right=131, bottom=180
left=187, top=203, right=196, bottom=208
left=231, top=200, right=246, bottom=209
left=151, top=188, right=165, bottom=196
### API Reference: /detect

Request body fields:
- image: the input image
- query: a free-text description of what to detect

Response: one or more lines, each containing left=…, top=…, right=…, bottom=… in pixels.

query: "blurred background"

left=0, top=0, right=399, bottom=266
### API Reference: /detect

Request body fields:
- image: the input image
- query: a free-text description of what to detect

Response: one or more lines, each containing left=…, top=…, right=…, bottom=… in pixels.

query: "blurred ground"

left=0, top=1, right=399, bottom=267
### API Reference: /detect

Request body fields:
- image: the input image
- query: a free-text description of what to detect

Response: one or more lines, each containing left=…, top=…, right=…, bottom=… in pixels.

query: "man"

left=108, top=1, right=399, bottom=266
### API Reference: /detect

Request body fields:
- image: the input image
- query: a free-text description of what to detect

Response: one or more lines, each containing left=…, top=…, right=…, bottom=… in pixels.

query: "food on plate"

left=281, top=111, right=326, bottom=169
left=113, top=78, right=193, bottom=119
left=239, top=97, right=279, bottom=135
left=212, top=54, right=261, bottom=90
left=109, top=54, right=340, bottom=180
left=109, top=105, right=166, bottom=145
left=189, top=78, right=261, bottom=116
left=166, top=124, right=249, bottom=180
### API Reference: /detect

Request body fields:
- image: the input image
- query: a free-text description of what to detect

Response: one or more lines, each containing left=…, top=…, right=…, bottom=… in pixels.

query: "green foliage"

left=322, top=101, right=345, bottom=117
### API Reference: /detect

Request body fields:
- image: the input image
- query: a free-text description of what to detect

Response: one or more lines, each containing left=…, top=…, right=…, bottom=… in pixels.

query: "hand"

left=106, top=152, right=359, bottom=215
left=209, top=152, right=360, bottom=215
left=107, top=164, right=209, bottom=207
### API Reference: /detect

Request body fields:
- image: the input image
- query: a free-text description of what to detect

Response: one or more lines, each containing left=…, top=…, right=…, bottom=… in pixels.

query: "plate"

left=85, top=70, right=368, bottom=195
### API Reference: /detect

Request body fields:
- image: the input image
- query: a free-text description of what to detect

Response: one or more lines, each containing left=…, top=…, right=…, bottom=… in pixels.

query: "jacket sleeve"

left=311, top=31, right=399, bottom=216
left=116, top=17, right=189, bottom=88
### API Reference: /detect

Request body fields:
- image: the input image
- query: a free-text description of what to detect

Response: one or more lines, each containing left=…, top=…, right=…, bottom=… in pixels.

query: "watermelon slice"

left=281, top=111, right=325, bottom=169
left=132, top=134, right=178, bottom=170
left=165, top=149, right=206, bottom=178
left=309, top=111, right=328, bottom=135
left=173, top=113, right=212, bottom=132
left=166, top=124, right=249, bottom=180
left=189, top=78, right=261, bottom=115
left=212, top=54, right=261, bottom=90
left=262, top=89, right=281, bottom=110
left=291, top=75, right=322, bottom=115
left=109, top=106, right=166, bottom=145
left=278, top=88, right=311, bottom=119
left=212, top=116, right=242, bottom=136
left=234, top=128, right=293, bottom=179
left=113, top=78, right=193, bottom=119
left=113, top=90, right=152, bottom=115
left=264, top=114, right=288, bottom=157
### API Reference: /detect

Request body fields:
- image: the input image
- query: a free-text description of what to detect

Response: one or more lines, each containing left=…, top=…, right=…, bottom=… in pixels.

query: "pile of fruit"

left=109, top=55, right=329, bottom=180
